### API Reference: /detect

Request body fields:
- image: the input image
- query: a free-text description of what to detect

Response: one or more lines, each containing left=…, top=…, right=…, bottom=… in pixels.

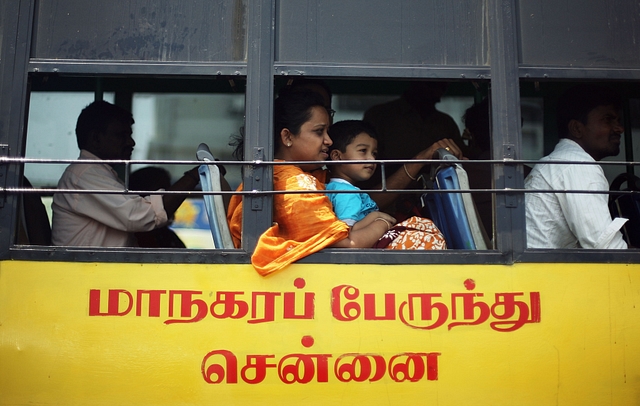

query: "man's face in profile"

left=573, top=104, right=623, bottom=161
left=95, top=120, right=135, bottom=161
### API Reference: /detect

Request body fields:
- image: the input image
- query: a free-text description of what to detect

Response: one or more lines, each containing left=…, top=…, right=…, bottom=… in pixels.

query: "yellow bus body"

left=1, top=260, right=639, bottom=405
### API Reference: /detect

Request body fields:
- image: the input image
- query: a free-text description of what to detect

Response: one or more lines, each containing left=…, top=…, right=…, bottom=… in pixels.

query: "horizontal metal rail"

left=4, top=157, right=638, bottom=196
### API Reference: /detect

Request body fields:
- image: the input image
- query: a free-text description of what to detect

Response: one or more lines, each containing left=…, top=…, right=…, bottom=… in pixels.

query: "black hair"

left=279, top=78, right=333, bottom=107
left=273, top=90, right=327, bottom=151
left=328, top=120, right=378, bottom=154
left=556, top=85, right=622, bottom=139
left=129, top=166, right=172, bottom=196
left=231, top=90, right=326, bottom=161
left=75, top=100, right=134, bottom=150
left=463, top=98, right=491, bottom=152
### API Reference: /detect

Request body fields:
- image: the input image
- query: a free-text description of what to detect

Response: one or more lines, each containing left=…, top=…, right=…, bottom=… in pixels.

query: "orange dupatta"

left=227, top=164, right=349, bottom=276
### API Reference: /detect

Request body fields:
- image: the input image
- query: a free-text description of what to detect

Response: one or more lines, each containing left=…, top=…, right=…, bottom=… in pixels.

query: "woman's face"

left=281, top=106, right=332, bottom=171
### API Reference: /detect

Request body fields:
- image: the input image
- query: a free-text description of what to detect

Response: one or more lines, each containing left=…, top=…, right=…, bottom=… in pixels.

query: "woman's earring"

left=287, top=142, right=292, bottom=147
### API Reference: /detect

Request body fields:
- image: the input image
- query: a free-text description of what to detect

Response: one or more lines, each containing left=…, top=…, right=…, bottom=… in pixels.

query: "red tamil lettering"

left=165, top=290, right=208, bottom=324
left=283, top=291, right=315, bottom=320
left=88, top=289, right=133, bottom=316
left=426, top=352, right=440, bottom=381
left=363, top=293, right=396, bottom=320
left=201, top=350, right=238, bottom=384
left=334, top=353, right=386, bottom=383
left=278, top=354, right=331, bottom=384
left=331, top=285, right=361, bottom=321
left=448, top=293, right=490, bottom=329
left=399, top=293, right=449, bottom=330
left=388, top=352, right=436, bottom=382
left=490, top=292, right=541, bottom=332
left=136, top=290, right=166, bottom=317
left=241, top=355, right=276, bottom=384
left=248, top=292, right=280, bottom=324
left=210, top=291, right=249, bottom=319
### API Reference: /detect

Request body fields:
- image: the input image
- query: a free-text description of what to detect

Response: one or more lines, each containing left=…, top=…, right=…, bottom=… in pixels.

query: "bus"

left=1, top=0, right=639, bottom=404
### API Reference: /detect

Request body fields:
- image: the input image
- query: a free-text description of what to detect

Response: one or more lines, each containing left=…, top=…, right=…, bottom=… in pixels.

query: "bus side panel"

left=0, top=261, right=639, bottom=405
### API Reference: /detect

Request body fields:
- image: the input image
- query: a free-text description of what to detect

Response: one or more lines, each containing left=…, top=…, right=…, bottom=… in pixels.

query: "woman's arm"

left=331, top=211, right=397, bottom=248
left=370, top=138, right=463, bottom=210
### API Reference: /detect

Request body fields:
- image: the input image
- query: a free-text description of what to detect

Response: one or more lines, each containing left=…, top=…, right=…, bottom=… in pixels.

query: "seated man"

left=525, top=85, right=628, bottom=249
left=52, top=100, right=200, bottom=247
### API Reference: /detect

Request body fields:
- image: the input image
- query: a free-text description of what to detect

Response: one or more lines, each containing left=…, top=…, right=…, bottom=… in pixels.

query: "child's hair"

left=328, top=120, right=377, bottom=154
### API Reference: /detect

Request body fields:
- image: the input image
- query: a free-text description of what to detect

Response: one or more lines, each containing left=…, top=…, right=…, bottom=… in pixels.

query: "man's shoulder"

left=57, top=157, right=120, bottom=190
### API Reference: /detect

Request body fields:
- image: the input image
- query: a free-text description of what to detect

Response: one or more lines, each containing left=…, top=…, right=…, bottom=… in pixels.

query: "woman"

left=228, top=90, right=461, bottom=276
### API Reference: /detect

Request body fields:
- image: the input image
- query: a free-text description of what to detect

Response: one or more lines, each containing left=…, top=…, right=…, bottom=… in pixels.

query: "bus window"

left=523, top=82, right=637, bottom=251
left=23, top=88, right=245, bottom=250
left=265, top=78, right=493, bottom=253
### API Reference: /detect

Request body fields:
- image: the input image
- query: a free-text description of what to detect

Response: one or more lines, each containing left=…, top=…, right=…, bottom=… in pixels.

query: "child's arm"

left=331, top=211, right=397, bottom=248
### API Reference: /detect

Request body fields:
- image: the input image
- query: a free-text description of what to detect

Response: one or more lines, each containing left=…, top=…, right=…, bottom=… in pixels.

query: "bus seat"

left=18, top=176, right=52, bottom=245
left=196, top=143, right=234, bottom=249
left=421, top=149, right=489, bottom=250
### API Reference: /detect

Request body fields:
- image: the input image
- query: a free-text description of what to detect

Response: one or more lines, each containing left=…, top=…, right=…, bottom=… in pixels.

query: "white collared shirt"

left=525, top=138, right=627, bottom=249
left=52, top=150, right=168, bottom=247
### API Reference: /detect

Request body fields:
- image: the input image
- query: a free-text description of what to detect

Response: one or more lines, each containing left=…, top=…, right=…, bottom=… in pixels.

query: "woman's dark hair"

left=556, top=84, right=621, bottom=139
left=279, top=78, right=333, bottom=107
left=274, top=90, right=326, bottom=138
left=231, top=90, right=326, bottom=161
left=328, top=120, right=378, bottom=154
left=75, top=100, right=134, bottom=150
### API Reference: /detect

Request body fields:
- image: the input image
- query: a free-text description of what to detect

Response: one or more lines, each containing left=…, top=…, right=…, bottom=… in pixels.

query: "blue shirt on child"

left=326, top=178, right=379, bottom=226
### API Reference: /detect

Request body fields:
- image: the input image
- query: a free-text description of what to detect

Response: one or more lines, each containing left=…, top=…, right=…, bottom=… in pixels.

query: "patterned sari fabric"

left=227, top=164, right=350, bottom=276
left=373, top=216, right=447, bottom=250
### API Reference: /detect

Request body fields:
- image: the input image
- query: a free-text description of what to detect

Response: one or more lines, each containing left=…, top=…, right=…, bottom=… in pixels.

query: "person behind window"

left=525, top=84, right=628, bottom=249
left=51, top=100, right=200, bottom=247
left=129, top=166, right=186, bottom=248
left=326, top=120, right=446, bottom=250
left=460, top=98, right=493, bottom=236
left=228, top=90, right=403, bottom=276
left=361, top=81, right=466, bottom=219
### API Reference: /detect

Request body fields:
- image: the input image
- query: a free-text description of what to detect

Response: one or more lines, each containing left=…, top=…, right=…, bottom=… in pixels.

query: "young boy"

left=327, top=120, right=446, bottom=250
left=326, top=120, right=396, bottom=232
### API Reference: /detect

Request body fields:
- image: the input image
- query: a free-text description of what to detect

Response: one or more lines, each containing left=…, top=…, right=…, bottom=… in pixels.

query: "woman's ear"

left=281, top=128, right=293, bottom=147
left=330, top=149, right=341, bottom=160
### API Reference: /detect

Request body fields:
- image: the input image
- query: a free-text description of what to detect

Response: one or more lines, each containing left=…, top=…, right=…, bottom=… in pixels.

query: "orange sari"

left=227, top=164, right=349, bottom=276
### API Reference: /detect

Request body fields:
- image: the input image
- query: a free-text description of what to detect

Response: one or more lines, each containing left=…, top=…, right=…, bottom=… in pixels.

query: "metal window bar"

left=3, top=156, right=638, bottom=198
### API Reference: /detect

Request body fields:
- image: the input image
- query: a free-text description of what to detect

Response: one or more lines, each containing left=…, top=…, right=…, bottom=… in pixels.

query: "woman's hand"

left=414, top=138, right=463, bottom=161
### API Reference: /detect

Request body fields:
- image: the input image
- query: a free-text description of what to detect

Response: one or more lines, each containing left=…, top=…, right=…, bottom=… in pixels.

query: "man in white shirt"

left=525, top=85, right=628, bottom=249
left=52, top=100, right=200, bottom=247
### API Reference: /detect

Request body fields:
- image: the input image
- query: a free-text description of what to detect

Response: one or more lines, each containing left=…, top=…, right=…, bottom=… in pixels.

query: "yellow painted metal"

left=1, top=261, right=639, bottom=405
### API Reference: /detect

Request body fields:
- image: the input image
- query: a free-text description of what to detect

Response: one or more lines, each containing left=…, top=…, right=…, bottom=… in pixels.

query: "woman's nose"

left=324, top=132, right=333, bottom=146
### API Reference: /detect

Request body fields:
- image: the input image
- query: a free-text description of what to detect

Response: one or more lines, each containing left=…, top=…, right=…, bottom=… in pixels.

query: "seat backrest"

left=196, top=144, right=234, bottom=249
left=421, top=149, right=488, bottom=250
left=19, top=176, right=52, bottom=245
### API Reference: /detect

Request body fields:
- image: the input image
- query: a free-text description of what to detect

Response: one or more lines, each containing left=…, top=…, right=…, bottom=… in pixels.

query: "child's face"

left=332, top=132, right=378, bottom=184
